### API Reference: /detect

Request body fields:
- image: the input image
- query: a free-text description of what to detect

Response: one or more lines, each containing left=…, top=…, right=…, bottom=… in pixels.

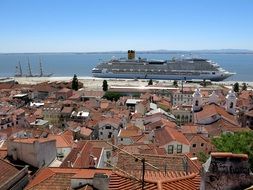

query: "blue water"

left=0, top=53, right=252, bottom=81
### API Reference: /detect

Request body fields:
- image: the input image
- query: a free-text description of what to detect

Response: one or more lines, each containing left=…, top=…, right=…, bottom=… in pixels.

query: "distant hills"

left=135, top=49, right=253, bottom=54
left=1, top=49, right=253, bottom=54
left=85, top=49, right=253, bottom=54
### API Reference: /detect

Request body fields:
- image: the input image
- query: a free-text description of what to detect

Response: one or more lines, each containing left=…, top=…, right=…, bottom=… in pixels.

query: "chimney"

left=200, top=152, right=253, bottom=190
left=67, top=160, right=71, bottom=167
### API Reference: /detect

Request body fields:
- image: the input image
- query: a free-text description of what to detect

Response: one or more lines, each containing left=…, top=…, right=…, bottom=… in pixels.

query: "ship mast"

left=27, top=58, right=32, bottom=77
left=15, top=61, right=23, bottom=76
left=19, top=61, right=23, bottom=76
left=39, top=57, right=43, bottom=77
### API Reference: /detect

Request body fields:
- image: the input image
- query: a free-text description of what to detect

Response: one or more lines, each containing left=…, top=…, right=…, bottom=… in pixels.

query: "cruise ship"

left=92, top=50, right=235, bottom=81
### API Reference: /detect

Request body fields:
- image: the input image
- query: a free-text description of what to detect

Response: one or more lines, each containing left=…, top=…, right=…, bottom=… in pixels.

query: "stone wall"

left=201, top=152, right=253, bottom=190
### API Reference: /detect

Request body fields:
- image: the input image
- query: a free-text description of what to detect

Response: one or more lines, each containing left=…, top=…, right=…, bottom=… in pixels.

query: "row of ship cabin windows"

left=168, top=144, right=182, bottom=154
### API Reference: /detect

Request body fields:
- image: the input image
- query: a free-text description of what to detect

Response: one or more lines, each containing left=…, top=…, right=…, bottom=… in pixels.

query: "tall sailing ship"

left=15, top=58, right=53, bottom=77
left=92, top=50, right=235, bottom=81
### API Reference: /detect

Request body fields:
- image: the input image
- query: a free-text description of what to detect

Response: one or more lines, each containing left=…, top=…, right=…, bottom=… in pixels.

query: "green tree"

left=102, top=80, right=108, bottom=91
left=103, top=91, right=121, bottom=101
left=202, top=79, right=207, bottom=87
left=233, top=82, right=239, bottom=92
left=212, top=131, right=253, bottom=170
left=242, top=82, right=247, bottom=91
left=148, top=79, right=153, bottom=86
left=197, top=151, right=209, bottom=163
left=173, top=80, right=178, bottom=87
left=72, top=74, right=78, bottom=91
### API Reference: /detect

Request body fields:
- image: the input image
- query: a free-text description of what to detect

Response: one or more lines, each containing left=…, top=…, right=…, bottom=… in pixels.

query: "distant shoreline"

left=1, top=50, right=253, bottom=55
left=6, top=76, right=253, bottom=87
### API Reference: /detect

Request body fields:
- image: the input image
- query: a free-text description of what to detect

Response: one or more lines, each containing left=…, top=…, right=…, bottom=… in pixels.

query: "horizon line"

left=1, top=48, right=253, bottom=54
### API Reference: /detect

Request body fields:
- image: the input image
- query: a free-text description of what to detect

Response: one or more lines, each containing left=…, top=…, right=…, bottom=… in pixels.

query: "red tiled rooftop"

left=211, top=152, right=248, bottom=160
left=26, top=167, right=112, bottom=190
left=181, top=124, right=208, bottom=134
left=12, top=138, right=55, bottom=144
left=204, top=118, right=249, bottom=137
left=245, top=110, right=253, bottom=117
left=61, top=106, right=74, bottom=114
left=118, top=127, right=141, bottom=138
left=194, top=103, right=238, bottom=125
left=80, top=127, right=93, bottom=136
left=109, top=170, right=200, bottom=190
left=155, top=126, right=190, bottom=146
left=0, top=149, right=7, bottom=159
left=82, top=90, right=104, bottom=98
left=0, top=159, right=20, bottom=186
left=47, top=135, right=72, bottom=148
left=57, top=87, right=72, bottom=93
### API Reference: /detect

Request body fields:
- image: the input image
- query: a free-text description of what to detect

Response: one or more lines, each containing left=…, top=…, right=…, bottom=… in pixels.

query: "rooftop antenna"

left=27, top=58, right=32, bottom=77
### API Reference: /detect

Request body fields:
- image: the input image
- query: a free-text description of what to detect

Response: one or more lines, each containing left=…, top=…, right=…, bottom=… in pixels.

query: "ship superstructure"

left=92, top=50, right=235, bottom=81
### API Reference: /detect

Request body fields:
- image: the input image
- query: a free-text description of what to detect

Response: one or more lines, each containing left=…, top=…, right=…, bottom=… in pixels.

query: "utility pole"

left=141, top=158, right=145, bottom=190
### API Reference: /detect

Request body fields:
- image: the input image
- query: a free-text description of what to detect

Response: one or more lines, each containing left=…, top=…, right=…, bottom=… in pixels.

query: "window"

left=105, top=125, right=111, bottom=129
left=100, top=132, right=103, bottom=135
left=177, top=145, right=183, bottom=153
left=201, top=143, right=204, bottom=147
left=195, top=100, right=199, bottom=106
left=192, top=144, right=196, bottom=148
left=230, top=102, right=233, bottom=109
left=168, top=145, right=174, bottom=154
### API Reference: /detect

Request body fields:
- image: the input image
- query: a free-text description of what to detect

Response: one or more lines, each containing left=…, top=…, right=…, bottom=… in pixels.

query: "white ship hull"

left=92, top=71, right=233, bottom=81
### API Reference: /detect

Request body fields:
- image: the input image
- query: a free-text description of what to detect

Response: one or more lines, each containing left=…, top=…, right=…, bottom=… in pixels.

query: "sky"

left=0, top=0, right=253, bottom=52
